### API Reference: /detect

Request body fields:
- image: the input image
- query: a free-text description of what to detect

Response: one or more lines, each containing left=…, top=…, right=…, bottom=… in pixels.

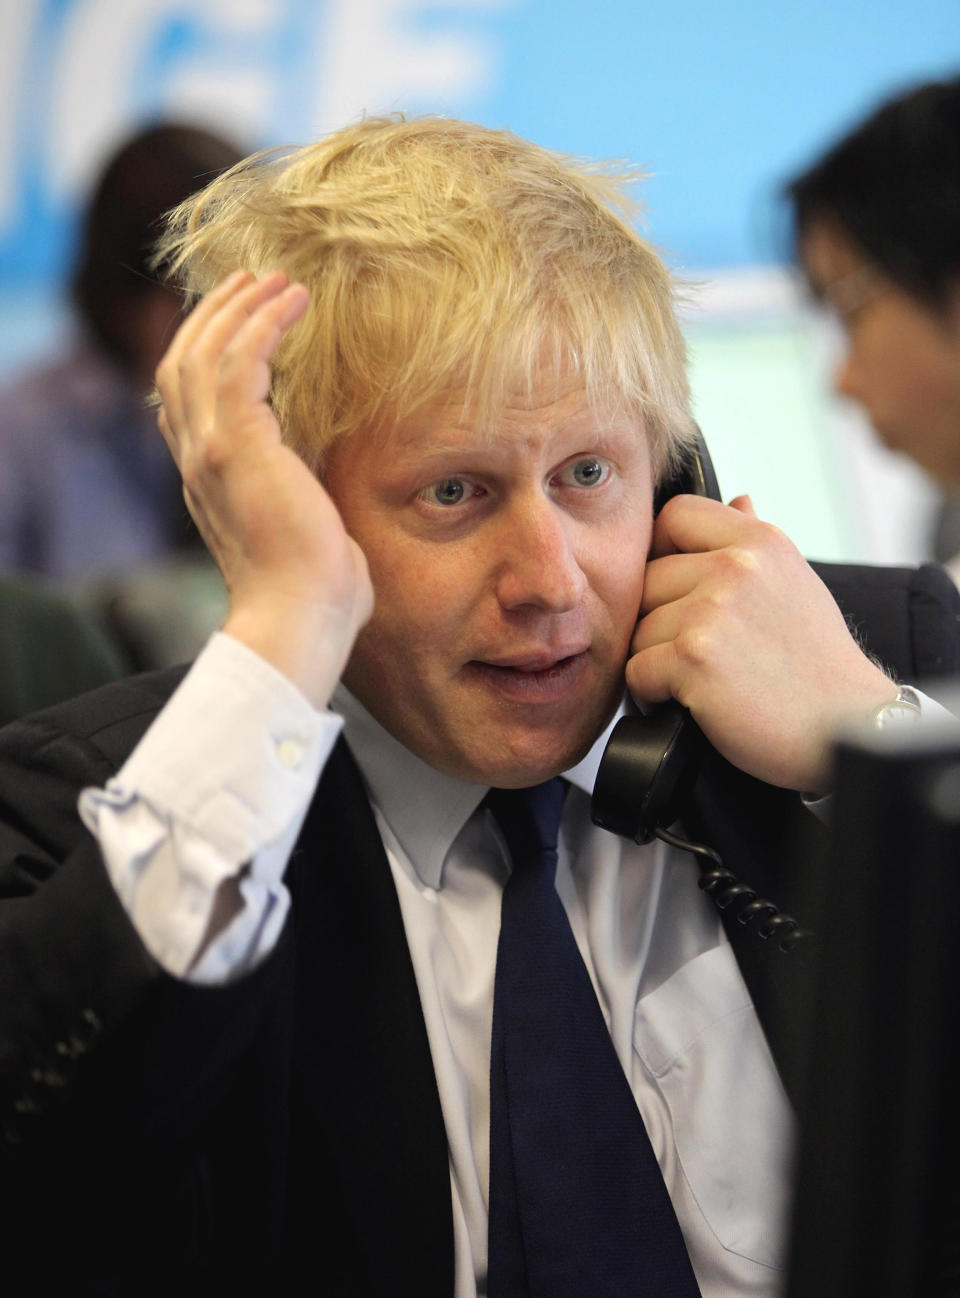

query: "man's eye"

left=559, top=458, right=610, bottom=488
left=425, top=478, right=471, bottom=506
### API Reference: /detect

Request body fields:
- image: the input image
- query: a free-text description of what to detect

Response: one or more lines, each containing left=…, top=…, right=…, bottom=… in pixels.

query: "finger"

left=627, top=602, right=734, bottom=713
left=637, top=551, right=713, bottom=616
left=650, top=493, right=760, bottom=559
left=630, top=594, right=685, bottom=655
left=157, top=272, right=288, bottom=435
left=218, top=282, right=309, bottom=397
left=181, top=270, right=291, bottom=365
left=165, top=268, right=254, bottom=360
left=728, top=493, right=756, bottom=516
left=155, top=270, right=254, bottom=428
left=173, top=273, right=295, bottom=430
left=623, top=640, right=683, bottom=708
left=210, top=283, right=309, bottom=440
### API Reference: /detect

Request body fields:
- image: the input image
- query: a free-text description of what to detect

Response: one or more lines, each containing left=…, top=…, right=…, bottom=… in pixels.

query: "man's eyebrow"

left=386, top=437, right=478, bottom=465
left=391, top=435, right=622, bottom=469
left=401, top=416, right=636, bottom=449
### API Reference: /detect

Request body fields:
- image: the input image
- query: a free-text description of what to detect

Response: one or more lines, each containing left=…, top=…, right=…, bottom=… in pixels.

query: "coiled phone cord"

left=654, top=827, right=814, bottom=953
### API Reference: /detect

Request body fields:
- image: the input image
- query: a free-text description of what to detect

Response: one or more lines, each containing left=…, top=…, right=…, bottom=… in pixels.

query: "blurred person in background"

left=0, top=122, right=242, bottom=588
left=787, top=74, right=960, bottom=585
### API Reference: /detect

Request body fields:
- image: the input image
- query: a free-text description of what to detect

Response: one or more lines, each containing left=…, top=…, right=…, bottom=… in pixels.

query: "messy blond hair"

left=156, top=115, right=694, bottom=479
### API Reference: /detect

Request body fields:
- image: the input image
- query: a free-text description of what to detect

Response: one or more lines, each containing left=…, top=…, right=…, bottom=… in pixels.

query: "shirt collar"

left=333, top=684, right=486, bottom=889
left=333, top=684, right=628, bottom=889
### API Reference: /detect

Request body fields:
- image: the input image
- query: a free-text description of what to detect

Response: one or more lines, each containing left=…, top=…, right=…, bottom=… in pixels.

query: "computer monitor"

left=786, top=721, right=960, bottom=1296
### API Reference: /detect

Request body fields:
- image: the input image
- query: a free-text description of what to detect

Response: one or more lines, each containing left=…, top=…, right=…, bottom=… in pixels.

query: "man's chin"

left=358, top=667, right=623, bottom=786
left=452, top=709, right=617, bottom=788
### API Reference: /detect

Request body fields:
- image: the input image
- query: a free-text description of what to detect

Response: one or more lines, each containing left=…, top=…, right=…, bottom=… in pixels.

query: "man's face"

left=324, top=371, right=653, bottom=786
left=802, top=219, right=960, bottom=487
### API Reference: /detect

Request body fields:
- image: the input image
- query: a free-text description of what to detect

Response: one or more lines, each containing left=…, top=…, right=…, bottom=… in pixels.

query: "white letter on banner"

left=48, top=0, right=176, bottom=204
left=0, top=1, right=38, bottom=232
left=314, top=0, right=515, bottom=137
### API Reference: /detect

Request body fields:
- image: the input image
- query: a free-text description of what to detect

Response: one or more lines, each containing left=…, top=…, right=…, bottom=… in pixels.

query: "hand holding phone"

left=590, top=430, right=889, bottom=955
left=630, top=491, right=894, bottom=795
left=592, top=431, right=896, bottom=843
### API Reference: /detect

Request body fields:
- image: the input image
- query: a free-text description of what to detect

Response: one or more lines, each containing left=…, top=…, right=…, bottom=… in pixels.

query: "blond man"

left=0, top=117, right=951, bottom=1298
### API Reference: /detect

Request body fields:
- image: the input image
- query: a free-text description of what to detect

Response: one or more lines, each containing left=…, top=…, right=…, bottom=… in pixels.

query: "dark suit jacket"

left=0, top=562, right=957, bottom=1297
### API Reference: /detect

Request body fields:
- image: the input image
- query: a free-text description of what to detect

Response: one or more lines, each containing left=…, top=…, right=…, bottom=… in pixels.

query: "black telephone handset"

left=590, top=430, right=810, bottom=952
left=590, top=429, right=719, bottom=845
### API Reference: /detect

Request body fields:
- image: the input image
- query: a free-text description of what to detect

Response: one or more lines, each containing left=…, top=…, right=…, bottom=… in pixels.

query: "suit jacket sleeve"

left=0, top=671, right=298, bottom=1290
left=688, top=561, right=960, bottom=1108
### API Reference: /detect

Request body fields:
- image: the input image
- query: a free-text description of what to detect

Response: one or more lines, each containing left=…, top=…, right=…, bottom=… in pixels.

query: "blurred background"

left=1, top=0, right=958, bottom=573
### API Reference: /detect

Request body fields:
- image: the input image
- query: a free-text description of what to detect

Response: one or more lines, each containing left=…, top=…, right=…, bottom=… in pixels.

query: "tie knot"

left=485, top=778, right=567, bottom=869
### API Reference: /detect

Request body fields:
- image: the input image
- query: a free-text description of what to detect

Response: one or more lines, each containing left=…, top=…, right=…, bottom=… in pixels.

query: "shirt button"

left=275, top=737, right=305, bottom=769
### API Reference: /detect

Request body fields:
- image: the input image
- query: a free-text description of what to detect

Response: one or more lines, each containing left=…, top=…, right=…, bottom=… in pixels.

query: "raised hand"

left=154, top=270, right=373, bottom=706
left=626, top=493, right=895, bottom=792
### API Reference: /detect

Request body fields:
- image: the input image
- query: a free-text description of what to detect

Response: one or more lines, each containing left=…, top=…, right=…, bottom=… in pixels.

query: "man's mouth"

left=465, top=649, right=590, bottom=702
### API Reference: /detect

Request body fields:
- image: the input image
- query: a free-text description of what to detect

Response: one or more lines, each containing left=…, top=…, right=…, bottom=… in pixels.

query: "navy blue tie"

left=486, top=780, right=702, bottom=1298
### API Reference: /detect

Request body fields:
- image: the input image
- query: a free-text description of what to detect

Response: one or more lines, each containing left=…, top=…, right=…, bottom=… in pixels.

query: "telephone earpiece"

left=589, top=704, right=703, bottom=843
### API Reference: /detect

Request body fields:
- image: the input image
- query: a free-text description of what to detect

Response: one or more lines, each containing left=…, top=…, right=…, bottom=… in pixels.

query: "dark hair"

left=786, top=75, right=960, bottom=311
left=70, top=122, right=242, bottom=368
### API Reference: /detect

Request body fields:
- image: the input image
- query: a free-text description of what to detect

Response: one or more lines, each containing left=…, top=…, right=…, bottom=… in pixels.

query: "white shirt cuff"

left=80, top=632, right=343, bottom=982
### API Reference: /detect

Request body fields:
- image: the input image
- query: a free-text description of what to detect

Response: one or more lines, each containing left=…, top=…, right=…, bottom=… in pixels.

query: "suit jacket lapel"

left=286, top=737, right=454, bottom=1297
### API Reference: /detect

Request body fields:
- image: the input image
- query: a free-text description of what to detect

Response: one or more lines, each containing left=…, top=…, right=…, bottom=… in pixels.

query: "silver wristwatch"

left=871, top=686, right=922, bottom=731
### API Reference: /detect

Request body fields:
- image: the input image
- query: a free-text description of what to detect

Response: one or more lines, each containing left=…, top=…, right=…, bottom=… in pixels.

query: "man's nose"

left=493, top=497, right=587, bottom=613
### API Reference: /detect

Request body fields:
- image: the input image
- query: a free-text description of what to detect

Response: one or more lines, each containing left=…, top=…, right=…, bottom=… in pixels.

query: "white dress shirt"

left=82, top=632, right=797, bottom=1297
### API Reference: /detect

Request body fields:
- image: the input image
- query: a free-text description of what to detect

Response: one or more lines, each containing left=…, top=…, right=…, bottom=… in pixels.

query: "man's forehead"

left=369, top=378, right=644, bottom=460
